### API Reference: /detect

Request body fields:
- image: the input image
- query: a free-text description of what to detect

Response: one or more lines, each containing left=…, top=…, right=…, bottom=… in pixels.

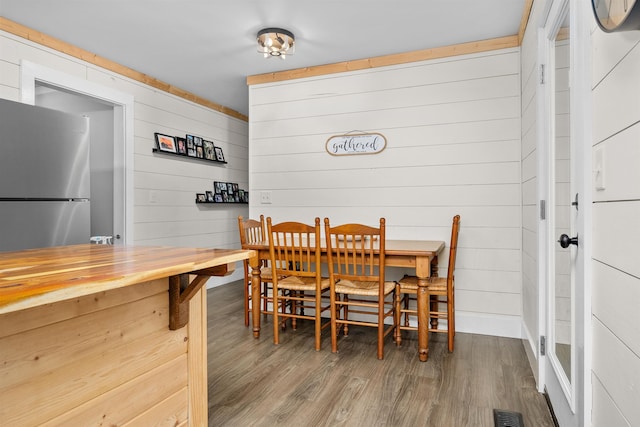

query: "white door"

left=540, top=0, right=590, bottom=425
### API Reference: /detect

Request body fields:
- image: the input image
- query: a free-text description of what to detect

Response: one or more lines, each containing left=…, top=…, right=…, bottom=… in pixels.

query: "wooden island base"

left=0, top=244, right=255, bottom=426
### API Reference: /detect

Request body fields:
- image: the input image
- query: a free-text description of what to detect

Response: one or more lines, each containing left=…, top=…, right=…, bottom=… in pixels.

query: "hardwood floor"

left=207, top=281, right=554, bottom=426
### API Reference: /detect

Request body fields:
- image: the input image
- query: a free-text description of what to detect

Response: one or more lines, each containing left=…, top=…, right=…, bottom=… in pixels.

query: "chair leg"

left=314, top=291, right=321, bottom=351
left=291, top=291, right=298, bottom=330
left=273, top=287, right=280, bottom=345
left=394, top=284, right=401, bottom=345
left=280, top=290, right=288, bottom=331
left=430, top=294, right=439, bottom=330
left=342, top=294, right=349, bottom=336
left=403, top=294, right=410, bottom=327
left=262, top=282, right=269, bottom=318
left=330, top=291, right=338, bottom=354
left=448, top=294, right=455, bottom=352
left=243, top=261, right=250, bottom=327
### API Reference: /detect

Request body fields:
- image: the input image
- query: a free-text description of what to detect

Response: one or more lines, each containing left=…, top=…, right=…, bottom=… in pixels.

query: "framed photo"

left=214, top=194, right=223, bottom=203
left=155, top=133, right=177, bottom=153
left=214, top=181, right=222, bottom=194
left=196, top=145, right=204, bottom=158
left=176, top=137, right=187, bottom=155
left=226, top=183, right=234, bottom=195
left=194, top=136, right=203, bottom=147
left=206, top=191, right=214, bottom=202
left=186, top=135, right=195, bottom=149
left=196, top=193, right=206, bottom=203
left=203, top=140, right=215, bottom=160
left=214, top=146, right=225, bottom=162
left=219, top=182, right=228, bottom=193
left=238, top=189, right=245, bottom=202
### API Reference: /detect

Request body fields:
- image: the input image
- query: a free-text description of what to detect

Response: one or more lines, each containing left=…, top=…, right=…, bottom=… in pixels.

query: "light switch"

left=594, top=147, right=605, bottom=191
left=260, top=191, right=272, bottom=204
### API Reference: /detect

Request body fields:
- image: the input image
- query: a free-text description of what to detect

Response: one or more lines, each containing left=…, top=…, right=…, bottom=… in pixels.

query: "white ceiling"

left=1, top=0, right=526, bottom=117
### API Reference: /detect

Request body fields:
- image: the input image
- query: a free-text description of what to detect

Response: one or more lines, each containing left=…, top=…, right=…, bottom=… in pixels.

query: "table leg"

left=249, top=254, right=261, bottom=338
left=417, top=276, right=429, bottom=362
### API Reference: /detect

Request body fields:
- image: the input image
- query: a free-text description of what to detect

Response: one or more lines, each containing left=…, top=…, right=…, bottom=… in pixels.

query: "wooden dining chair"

left=324, top=217, right=396, bottom=360
left=395, top=214, right=460, bottom=352
left=267, top=217, right=331, bottom=350
left=237, top=215, right=274, bottom=327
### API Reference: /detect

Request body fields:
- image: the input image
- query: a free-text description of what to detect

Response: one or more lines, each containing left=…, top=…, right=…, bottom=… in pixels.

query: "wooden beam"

left=168, top=264, right=234, bottom=330
left=247, top=35, right=520, bottom=86
left=0, top=17, right=248, bottom=122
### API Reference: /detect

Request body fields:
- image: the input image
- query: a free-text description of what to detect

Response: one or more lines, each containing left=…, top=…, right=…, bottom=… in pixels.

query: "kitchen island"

left=0, top=244, right=257, bottom=426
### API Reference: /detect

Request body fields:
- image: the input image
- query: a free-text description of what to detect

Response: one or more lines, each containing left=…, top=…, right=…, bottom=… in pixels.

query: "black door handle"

left=558, top=234, right=578, bottom=248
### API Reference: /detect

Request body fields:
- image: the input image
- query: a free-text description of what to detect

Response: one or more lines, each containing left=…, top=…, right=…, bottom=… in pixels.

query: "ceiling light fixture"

left=257, top=28, right=295, bottom=59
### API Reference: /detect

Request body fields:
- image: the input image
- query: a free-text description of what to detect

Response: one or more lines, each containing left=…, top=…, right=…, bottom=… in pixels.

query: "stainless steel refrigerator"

left=0, top=98, right=91, bottom=252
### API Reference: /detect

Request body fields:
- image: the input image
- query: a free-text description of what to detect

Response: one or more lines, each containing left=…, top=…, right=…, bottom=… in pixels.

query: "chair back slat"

left=267, top=218, right=321, bottom=280
left=238, top=215, right=265, bottom=247
left=324, top=219, right=386, bottom=283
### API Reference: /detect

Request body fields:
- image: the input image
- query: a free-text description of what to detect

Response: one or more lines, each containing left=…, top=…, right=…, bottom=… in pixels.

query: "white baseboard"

left=521, top=321, right=541, bottom=388
left=455, top=312, right=522, bottom=338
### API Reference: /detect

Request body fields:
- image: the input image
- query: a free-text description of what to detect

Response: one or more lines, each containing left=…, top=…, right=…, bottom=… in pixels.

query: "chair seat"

left=334, top=279, right=395, bottom=296
left=277, top=275, right=330, bottom=291
left=259, top=266, right=274, bottom=281
left=397, top=275, right=447, bottom=293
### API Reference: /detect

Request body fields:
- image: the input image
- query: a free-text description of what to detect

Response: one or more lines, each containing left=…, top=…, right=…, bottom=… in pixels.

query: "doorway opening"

left=20, top=60, right=134, bottom=245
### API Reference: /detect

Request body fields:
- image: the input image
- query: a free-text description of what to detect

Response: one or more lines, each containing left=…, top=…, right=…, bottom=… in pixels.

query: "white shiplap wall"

left=0, top=30, right=249, bottom=286
left=249, top=48, right=523, bottom=337
left=590, top=23, right=640, bottom=427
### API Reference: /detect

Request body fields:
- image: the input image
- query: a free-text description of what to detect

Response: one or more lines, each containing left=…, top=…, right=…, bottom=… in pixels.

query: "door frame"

left=20, top=60, right=134, bottom=245
left=537, top=0, right=592, bottom=425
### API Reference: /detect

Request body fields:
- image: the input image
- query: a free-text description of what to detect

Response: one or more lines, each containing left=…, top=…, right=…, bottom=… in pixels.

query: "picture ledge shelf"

left=152, top=148, right=227, bottom=165
left=196, top=201, right=248, bottom=205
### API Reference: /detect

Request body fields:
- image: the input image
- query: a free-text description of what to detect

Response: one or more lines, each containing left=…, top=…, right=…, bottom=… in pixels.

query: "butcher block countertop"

left=0, top=244, right=255, bottom=425
left=0, top=244, right=254, bottom=315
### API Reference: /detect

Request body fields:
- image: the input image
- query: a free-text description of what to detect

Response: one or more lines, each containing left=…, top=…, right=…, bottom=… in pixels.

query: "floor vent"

left=493, top=409, right=524, bottom=427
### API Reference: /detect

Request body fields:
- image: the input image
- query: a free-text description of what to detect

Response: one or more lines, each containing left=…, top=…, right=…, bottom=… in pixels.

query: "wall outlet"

left=260, top=191, right=272, bottom=204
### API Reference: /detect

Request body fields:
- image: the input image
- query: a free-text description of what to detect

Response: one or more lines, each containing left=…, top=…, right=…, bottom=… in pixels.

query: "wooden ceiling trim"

left=247, top=35, right=519, bottom=86
left=0, top=17, right=249, bottom=122
left=518, top=0, right=535, bottom=44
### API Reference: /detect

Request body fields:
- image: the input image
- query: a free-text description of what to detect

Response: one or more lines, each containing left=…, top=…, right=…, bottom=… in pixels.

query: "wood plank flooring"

left=207, top=281, right=554, bottom=426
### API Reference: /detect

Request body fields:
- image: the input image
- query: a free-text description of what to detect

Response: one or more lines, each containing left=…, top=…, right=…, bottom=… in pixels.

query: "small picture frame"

left=155, top=133, right=177, bottom=153
left=226, top=183, right=234, bottom=195
left=196, top=193, right=206, bottom=203
left=194, top=136, right=203, bottom=147
left=203, top=140, right=215, bottom=160
left=206, top=191, right=214, bottom=202
left=196, top=145, right=204, bottom=158
left=214, top=194, right=223, bottom=203
left=214, top=146, right=225, bottom=162
left=176, top=137, right=187, bottom=155
left=219, top=182, right=228, bottom=193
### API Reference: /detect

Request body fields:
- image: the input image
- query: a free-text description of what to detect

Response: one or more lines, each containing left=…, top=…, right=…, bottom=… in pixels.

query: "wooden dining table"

left=244, top=239, right=445, bottom=361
